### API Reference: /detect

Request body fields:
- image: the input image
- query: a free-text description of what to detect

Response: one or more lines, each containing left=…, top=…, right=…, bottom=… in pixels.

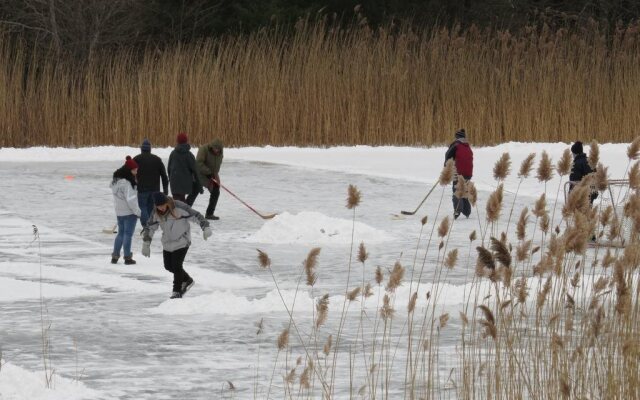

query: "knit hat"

left=140, top=138, right=151, bottom=152
left=124, top=156, right=138, bottom=170
left=571, top=141, right=583, bottom=155
left=455, top=129, right=466, bottom=139
left=177, top=132, right=188, bottom=144
left=152, top=192, right=168, bottom=206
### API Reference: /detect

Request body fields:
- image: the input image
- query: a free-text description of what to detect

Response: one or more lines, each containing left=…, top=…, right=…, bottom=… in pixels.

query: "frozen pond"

left=1, top=143, right=627, bottom=399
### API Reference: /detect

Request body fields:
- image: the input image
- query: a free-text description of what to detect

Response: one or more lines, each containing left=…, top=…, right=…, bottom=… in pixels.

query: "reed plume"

left=493, top=153, right=512, bottom=181
left=518, top=153, right=536, bottom=178
left=386, top=261, right=405, bottom=292
left=347, top=184, right=361, bottom=209
left=533, top=193, right=547, bottom=218
left=595, top=163, right=609, bottom=192
left=438, top=313, right=450, bottom=329
left=257, top=249, right=271, bottom=268
left=469, top=230, right=477, bottom=242
left=445, top=249, right=458, bottom=269
left=300, top=359, right=313, bottom=389
left=516, top=207, right=529, bottom=241
left=347, top=287, right=361, bottom=301
left=363, top=283, right=373, bottom=298
left=467, top=181, right=478, bottom=206
left=438, top=216, right=450, bottom=238
left=454, top=175, right=467, bottom=199
left=440, top=159, right=456, bottom=186
left=486, top=184, right=504, bottom=223
left=381, top=294, right=394, bottom=321
left=557, top=149, right=572, bottom=176
left=407, top=292, right=418, bottom=313
left=476, top=246, right=496, bottom=273
left=490, top=237, right=512, bottom=268
left=421, top=215, right=428, bottom=226
left=277, top=328, right=290, bottom=350
left=629, top=161, right=640, bottom=190
left=357, top=242, right=368, bottom=263
left=516, top=240, right=532, bottom=262
left=536, top=151, right=554, bottom=182
left=628, top=137, right=640, bottom=160
left=323, top=334, right=333, bottom=356
left=375, top=266, right=383, bottom=285
left=477, top=305, right=497, bottom=340
left=315, top=294, right=329, bottom=329
left=304, top=247, right=321, bottom=286
left=588, top=140, right=600, bottom=169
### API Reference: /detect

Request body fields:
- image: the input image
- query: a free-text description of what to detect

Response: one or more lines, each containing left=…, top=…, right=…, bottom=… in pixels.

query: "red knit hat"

left=177, top=132, right=188, bottom=144
left=125, top=155, right=138, bottom=170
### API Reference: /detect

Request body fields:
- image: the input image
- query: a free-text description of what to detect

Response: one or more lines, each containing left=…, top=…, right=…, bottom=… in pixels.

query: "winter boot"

left=111, top=256, right=119, bottom=264
left=124, top=256, right=136, bottom=265
left=205, top=214, right=220, bottom=221
left=181, top=277, right=195, bottom=295
left=454, top=211, right=461, bottom=220
left=170, top=291, right=182, bottom=299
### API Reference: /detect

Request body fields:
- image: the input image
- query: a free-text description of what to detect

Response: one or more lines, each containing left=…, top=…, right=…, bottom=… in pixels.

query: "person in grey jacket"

left=142, top=192, right=212, bottom=299
left=111, top=156, right=141, bottom=265
left=168, top=133, right=201, bottom=206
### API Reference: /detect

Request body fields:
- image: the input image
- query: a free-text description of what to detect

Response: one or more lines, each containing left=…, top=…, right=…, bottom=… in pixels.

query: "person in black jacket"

left=569, top=141, right=597, bottom=204
left=168, top=133, right=202, bottom=206
left=134, top=139, right=169, bottom=227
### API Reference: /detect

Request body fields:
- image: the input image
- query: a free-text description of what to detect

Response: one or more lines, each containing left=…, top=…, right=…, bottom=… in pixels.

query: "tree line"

left=1, top=0, right=639, bottom=63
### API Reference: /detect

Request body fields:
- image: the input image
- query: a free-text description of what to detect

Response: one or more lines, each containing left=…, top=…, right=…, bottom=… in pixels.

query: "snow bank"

left=0, top=361, right=99, bottom=400
left=0, top=143, right=632, bottom=199
left=243, top=211, right=392, bottom=244
left=149, top=274, right=614, bottom=317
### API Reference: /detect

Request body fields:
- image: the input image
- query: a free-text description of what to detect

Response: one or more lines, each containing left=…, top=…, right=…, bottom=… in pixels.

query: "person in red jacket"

left=445, top=129, right=474, bottom=219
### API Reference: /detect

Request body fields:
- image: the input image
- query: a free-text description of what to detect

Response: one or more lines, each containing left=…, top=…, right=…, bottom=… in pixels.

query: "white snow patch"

left=0, top=277, right=95, bottom=302
left=0, top=361, right=100, bottom=400
left=243, top=211, right=392, bottom=245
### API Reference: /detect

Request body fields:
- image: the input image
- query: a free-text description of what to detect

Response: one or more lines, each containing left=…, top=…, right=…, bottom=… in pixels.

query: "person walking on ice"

left=168, top=132, right=202, bottom=206
left=142, top=192, right=212, bottom=299
left=445, top=129, right=474, bottom=219
left=196, top=139, right=224, bottom=220
left=111, top=156, right=141, bottom=265
left=134, top=138, right=169, bottom=228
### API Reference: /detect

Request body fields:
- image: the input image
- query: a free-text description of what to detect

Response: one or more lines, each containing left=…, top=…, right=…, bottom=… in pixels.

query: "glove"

left=142, top=241, right=151, bottom=257
left=203, top=226, right=212, bottom=241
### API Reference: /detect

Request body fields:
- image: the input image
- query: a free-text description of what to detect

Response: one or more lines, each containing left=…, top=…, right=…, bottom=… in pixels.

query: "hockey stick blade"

left=400, top=210, right=416, bottom=215
left=261, top=213, right=278, bottom=220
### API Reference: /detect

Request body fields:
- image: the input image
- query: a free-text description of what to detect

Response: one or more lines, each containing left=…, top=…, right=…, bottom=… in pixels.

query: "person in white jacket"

left=111, top=156, right=141, bottom=265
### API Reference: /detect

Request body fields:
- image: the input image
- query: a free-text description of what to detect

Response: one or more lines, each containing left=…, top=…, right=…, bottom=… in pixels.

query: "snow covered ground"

left=0, top=143, right=633, bottom=399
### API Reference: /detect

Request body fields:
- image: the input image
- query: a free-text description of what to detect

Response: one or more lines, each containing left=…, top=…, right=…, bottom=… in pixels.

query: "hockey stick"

left=219, top=183, right=278, bottom=220
left=400, top=182, right=438, bottom=215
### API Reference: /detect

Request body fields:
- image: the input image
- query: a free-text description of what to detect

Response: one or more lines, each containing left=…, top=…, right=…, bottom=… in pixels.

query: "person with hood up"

left=134, top=138, right=169, bottom=227
left=168, top=133, right=201, bottom=206
left=445, top=128, right=474, bottom=219
left=111, top=156, right=141, bottom=265
left=142, top=192, right=212, bottom=299
left=196, top=139, right=224, bottom=220
left=569, top=141, right=597, bottom=204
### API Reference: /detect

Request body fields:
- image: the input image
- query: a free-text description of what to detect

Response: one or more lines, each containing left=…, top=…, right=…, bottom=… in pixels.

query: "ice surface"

left=0, top=143, right=633, bottom=399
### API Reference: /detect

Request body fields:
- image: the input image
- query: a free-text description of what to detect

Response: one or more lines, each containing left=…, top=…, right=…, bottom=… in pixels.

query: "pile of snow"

left=243, top=211, right=392, bottom=244
left=0, top=361, right=99, bottom=400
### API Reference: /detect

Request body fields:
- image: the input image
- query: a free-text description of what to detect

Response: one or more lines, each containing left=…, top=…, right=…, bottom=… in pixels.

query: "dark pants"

left=173, top=182, right=199, bottom=207
left=452, top=176, right=472, bottom=217
left=163, top=246, right=191, bottom=293
left=205, top=185, right=220, bottom=217
left=137, top=191, right=154, bottom=227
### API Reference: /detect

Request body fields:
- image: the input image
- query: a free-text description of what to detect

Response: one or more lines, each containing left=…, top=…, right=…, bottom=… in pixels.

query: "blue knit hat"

left=455, top=129, right=466, bottom=139
left=141, top=138, right=151, bottom=152
left=152, top=192, right=167, bottom=206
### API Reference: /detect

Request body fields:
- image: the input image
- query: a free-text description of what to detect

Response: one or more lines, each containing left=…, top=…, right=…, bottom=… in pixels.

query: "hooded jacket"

left=143, top=200, right=209, bottom=252
left=111, top=178, right=141, bottom=217
left=168, top=143, right=200, bottom=195
left=445, top=139, right=474, bottom=178
left=569, top=153, right=593, bottom=182
left=196, top=139, right=224, bottom=186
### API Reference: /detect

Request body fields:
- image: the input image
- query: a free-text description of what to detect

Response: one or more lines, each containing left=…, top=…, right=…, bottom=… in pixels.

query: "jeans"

left=163, top=246, right=191, bottom=292
left=138, top=191, right=154, bottom=227
left=113, top=214, right=138, bottom=258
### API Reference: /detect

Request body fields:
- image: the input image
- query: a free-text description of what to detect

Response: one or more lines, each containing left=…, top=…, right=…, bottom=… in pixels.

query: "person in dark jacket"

left=569, top=141, right=597, bottom=204
left=142, top=192, right=212, bottom=299
left=168, top=133, right=202, bottom=206
left=445, top=129, right=474, bottom=219
left=134, top=139, right=169, bottom=227
left=196, top=139, right=224, bottom=220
